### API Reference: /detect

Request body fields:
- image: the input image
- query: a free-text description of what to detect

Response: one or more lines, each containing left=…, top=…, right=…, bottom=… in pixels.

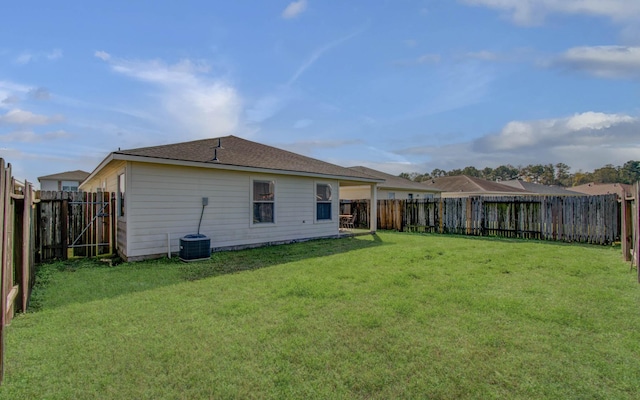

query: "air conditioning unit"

left=179, top=234, right=211, bottom=262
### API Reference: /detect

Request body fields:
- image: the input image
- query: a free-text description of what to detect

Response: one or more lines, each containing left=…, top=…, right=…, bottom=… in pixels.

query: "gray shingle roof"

left=38, top=170, right=90, bottom=181
left=501, top=179, right=582, bottom=195
left=347, top=166, right=442, bottom=192
left=567, top=182, right=633, bottom=198
left=114, top=135, right=381, bottom=181
left=421, top=175, right=531, bottom=194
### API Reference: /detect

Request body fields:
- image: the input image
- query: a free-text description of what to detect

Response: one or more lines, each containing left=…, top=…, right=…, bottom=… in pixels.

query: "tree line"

left=399, top=160, right=640, bottom=187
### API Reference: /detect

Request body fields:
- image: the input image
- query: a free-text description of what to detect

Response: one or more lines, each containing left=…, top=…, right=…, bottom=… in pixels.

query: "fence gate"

left=37, top=191, right=114, bottom=261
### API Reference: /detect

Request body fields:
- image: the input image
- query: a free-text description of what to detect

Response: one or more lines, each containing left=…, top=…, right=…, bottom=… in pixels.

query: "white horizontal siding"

left=126, top=162, right=340, bottom=259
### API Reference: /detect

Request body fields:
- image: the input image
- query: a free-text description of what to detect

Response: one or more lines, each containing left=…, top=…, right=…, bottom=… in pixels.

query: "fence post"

left=634, top=182, right=640, bottom=282
left=0, top=159, right=6, bottom=385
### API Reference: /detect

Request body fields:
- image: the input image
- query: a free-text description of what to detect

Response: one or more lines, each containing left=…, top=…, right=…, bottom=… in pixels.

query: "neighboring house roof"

left=38, top=170, right=90, bottom=182
left=86, top=136, right=383, bottom=184
left=500, top=179, right=582, bottom=196
left=347, top=166, right=443, bottom=192
left=421, top=175, right=531, bottom=195
left=567, top=182, right=633, bottom=198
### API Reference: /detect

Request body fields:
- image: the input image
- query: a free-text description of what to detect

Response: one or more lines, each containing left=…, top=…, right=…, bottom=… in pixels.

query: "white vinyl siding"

left=122, top=162, right=340, bottom=259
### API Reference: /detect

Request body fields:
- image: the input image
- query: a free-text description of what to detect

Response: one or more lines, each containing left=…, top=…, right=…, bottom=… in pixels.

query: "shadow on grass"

left=178, top=234, right=385, bottom=281
left=400, top=230, right=620, bottom=250
left=29, top=235, right=384, bottom=311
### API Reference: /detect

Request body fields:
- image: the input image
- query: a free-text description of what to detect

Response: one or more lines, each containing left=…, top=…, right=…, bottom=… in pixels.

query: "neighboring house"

left=500, top=179, right=583, bottom=196
left=38, top=170, right=90, bottom=191
left=80, top=135, right=383, bottom=261
left=340, top=166, right=443, bottom=200
left=567, top=182, right=633, bottom=199
left=421, top=175, right=531, bottom=197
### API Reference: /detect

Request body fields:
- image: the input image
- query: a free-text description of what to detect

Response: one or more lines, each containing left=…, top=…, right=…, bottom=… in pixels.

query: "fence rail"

left=341, top=194, right=620, bottom=245
left=1, top=158, right=36, bottom=384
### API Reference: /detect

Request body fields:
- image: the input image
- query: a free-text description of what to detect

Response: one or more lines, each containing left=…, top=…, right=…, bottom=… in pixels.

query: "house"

left=500, top=179, right=583, bottom=196
left=420, top=175, right=531, bottom=197
left=38, top=170, right=90, bottom=192
left=340, top=166, right=442, bottom=200
left=80, top=135, right=383, bottom=261
left=567, top=182, right=633, bottom=199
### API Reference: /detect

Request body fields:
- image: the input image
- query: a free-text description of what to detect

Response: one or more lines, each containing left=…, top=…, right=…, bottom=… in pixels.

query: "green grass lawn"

left=2, top=232, right=639, bottom=399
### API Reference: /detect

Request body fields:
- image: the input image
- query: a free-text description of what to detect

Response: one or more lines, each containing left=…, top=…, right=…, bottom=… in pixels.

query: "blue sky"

left=2, top=0, right=640, bottom=186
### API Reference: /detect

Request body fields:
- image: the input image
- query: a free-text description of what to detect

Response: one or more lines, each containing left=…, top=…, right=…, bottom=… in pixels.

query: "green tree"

left=592, top=164, right=619, bottom=183
left=554, top=163, right=572, bottom=186
left=461, top=166, right=481, bottom=177
left=619, top=160, right=640, bottom=184
left=493, top=165, right=519, bottom=181
left=572, top=171, right=593, bottom=186
left=481, top=167, right=495, bottom=181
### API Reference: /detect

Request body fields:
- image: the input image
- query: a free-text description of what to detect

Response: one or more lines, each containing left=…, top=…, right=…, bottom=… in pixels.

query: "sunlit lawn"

left=1, top=232, right=639, bottom=399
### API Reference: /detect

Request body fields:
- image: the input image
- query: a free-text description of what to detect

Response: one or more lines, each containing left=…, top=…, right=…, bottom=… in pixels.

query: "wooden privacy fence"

left=342, top=194, right=620, bottom=245
left=37, top=191, right=115, bottom=262
left=1, top=158, right=36, bottom=384
left=621, top=182, right=640, bottom=281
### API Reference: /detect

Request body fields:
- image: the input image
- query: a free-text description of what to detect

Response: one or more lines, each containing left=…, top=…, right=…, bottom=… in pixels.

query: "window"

left=408, top=193, right=414, bottom=200
left=118, top=173, right=125, bottom=217
left=253, top=180, right=275, bottom=223
left=316, top=183, right=332, bottom=220
left=388, top=192, right=396, bottom=200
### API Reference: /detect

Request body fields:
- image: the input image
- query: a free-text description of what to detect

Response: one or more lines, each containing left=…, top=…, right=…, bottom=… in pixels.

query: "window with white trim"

left=316, top=183, right=332, bottom=221
left=253, top=180, right=275, bottom=223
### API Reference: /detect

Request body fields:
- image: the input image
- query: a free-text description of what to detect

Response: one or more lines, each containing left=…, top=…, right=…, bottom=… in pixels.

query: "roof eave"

left=99, top=153, right=383, bottom=184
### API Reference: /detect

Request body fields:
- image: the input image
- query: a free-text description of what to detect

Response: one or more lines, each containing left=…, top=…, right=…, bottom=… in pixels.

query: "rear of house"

left=341, top=166, right=442, bottom=200
left=81, top=136, right=382, bottom=261
left=38, top=170, right=90, bottom=192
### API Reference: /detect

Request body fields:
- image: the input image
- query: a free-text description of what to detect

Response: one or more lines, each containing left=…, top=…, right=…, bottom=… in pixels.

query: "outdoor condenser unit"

left=179, top=234, right=211, bottom=262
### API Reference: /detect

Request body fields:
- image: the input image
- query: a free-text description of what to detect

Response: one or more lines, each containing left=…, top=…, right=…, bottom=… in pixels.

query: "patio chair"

left=341, top=214, right=355, bottom=230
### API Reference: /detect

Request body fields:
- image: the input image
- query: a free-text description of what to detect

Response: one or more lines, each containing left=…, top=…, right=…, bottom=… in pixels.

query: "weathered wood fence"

left=621, top=182, right=640, bottom=281
left=1, top=158, right=36, bottom=384
left=37, top=191, right=115, bottom=261
left=341, top=195, right=620, bottom=245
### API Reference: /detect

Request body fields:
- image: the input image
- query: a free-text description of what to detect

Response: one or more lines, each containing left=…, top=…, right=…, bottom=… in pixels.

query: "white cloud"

left=47, top=49, right=63, bottom=60
left=0, top=81, right=30, bottom=108
left=465, top=50, right=499, bottom=61
left=461, top=0, right=640, bottom=25
left=98, top=55, right=241, bottom=138
left=94, top=50, right=111, bottom=61
left=1, top=94, right=20, bottom=106
left=282, top=0, right=308, bottom=19
left=393, top=111, right=640, bottom=172
left=15, top=52, right=33, bottom=65
left=476, top=112, right=637, bottom=151
left=245, top=89, right=292, bottom=123
left=553, top=46, right=640, bottom=78
left=393, top=53, right=441, bottom=67
left=14, top=49, right=63, bottom=64
left=28, top=87, right=51, bottom=100
left=293, top=119, right=313, bottom=129
left=0, top=109, right=64, bottom=126
left=0, top=129, right=71, bottom=143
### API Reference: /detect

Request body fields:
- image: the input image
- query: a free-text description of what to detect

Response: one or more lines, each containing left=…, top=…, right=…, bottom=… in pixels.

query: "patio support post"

left=370, top=184, right=377, bottom=233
